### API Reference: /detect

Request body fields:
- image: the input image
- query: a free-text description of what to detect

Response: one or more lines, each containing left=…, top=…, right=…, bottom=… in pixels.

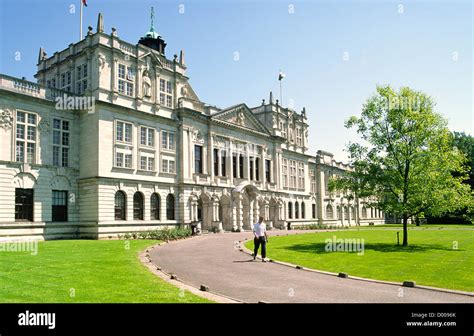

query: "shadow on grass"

left=281, top=242, right=463, bottom=254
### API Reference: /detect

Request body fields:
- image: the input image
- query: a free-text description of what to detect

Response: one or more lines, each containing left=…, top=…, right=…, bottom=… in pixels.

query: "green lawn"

left=246, top=227, right=474, bottom=292
left=0, top=240, right=210, bottom=303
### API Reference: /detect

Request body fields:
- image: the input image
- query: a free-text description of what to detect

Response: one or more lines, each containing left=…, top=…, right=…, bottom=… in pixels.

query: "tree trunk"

left=402, top=214, right=408, bottom=246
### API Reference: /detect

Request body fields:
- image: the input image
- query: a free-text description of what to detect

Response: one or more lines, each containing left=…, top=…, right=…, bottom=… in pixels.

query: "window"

left=344, top=206, right=349, bottom=220
left=162, top=158, right=176, bottom=174
left=310, top=169, right=316, bottom=193
left=213, top=148, right=219, bottom=176
left=337, top=206, right=341, bottom=219
left=312, top=204, right=316, bottom=219
left=162, top=131, right=175, bottom=151
left=295, top=201, right=299, bottom=219
left=15, top=188, right=34, bottom=222
left=139, top=155, right=155, bottom=171
left=298, top=162, right=305, bottom=189
left=280, top=121, right=287, bottom=138
left=118, top=63, right=134, bottom=96
left=221, top=151, right=226, bottom=177
left=255, top=157, right=260, bottom=181
left=232, top=154, right=237, bottom=178
left=133, top=192, right=144, bottom=220
left=15, top=111, right=37, bottom=163
left=362, top=206, right=367, bottom=219
left=265, top=159, right=271, bottom=183
left=46, top=78, right=56, bottom=88
left=195, top=145, right=203, bottom=174
left=324, top=172, right=331, bottom=194
left=114, top=191, right=126, bottom=220
left=60, top=71, right=72, bottom=92
left=301, top=202, right=305, bottom=219
left=151, top=193, right=160, bottom=220
left=140, top=127, right=154, bottom=146
left=239, top=154, right=244, bottom=178
left=249, top=157, right=254, bottom=180
left=76, top=63, right=88, bottom=94
left=116, top=121, right=132, bottom=143
left=52, top=119, right=70, bottom=167
left=289, top=160, right=297, bottom=188
left=351, top=206, right=356, bottom=219
left=288, top=202, right=293, bottom=219
left=326, top=204, right=333, bottom=219
left=296, top=128, right=303, bottom=146
left=52, top=190, right=68, bottom=221
left=166, top=194, right=175, bottom=220
left=282, top=158, right=288, bottom=188
left=159, top=78, right=173, bottom=108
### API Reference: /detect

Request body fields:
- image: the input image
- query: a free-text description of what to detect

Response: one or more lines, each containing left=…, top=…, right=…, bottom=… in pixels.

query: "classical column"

left=249, top=200, right=254, bottom=226
left=210, top=134, right=214, bottom=180
left=253, top=200, right=260, bottom=223
left=246, top=153, right=250, bottom=181
left=232, top=197, right=238, bottom=231
left=237, top=194, right=244, bottom=231
left=229, top=140, right=234, bottom=184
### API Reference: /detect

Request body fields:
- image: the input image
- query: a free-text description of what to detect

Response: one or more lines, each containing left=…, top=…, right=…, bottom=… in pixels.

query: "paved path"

left=148, top=231, right=473, bottom=303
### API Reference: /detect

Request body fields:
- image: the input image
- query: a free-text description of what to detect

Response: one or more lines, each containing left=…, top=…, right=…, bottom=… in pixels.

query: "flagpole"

left=80, top=0, right=83, bottom=41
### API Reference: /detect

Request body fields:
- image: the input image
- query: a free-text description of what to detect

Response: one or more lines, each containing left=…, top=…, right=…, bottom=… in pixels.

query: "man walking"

left=253, top=216, right=268, bottom=262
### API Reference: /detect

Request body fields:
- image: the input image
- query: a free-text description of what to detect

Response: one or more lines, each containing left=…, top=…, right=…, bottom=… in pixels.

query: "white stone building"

left=0, top=13, right=385, bottom=240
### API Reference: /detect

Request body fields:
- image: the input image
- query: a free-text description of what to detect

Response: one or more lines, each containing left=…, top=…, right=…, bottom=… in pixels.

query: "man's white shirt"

left=253, top=222, right=266, bottom=237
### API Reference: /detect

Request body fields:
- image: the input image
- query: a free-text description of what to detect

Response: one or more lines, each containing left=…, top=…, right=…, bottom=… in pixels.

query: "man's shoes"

left=262, top=259, right=267, bottom=263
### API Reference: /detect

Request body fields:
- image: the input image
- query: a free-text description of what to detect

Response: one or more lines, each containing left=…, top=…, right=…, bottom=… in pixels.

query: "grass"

left=246, top=226, right=474, bottom=292
left=0, top=240, right=211, bottom=303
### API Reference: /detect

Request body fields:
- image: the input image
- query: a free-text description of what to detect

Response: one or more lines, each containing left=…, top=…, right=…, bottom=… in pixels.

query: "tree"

left=330, top=85, right=472, bottom=246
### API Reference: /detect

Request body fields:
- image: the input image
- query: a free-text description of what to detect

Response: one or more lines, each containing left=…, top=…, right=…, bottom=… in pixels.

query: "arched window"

left=344, top=206, right=349, bottom=220
left=337, top=206, right=341, bottom=219
left=295, top=201, right=299, bottom=219
left=114, top=191, right=126, bottom=220
left=133, top=192, right=144, bottom=220
left=166, top=194, right=175, bottom=220
left=326, top=204, right=333, bottom=219
left=288, top=202, right=293, bottom=219
left=362, top=206, right=367, bottom=219
left=351, top=206, right=356, bottom=219
left=150, top=193, right=160, bottom=220
left=301, top=202, right=305, bottom=219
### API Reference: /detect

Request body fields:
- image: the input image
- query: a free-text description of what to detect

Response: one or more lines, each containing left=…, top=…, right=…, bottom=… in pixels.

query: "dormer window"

left=118, top=63, right=134, bottom=97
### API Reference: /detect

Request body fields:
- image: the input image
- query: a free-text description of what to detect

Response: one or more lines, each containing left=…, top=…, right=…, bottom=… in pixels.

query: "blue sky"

left=0, top=0, right=472, bottom=160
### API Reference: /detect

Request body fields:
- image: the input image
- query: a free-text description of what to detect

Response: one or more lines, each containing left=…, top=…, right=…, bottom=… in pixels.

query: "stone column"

left=237, top=194, right=244, bottom=231
left=249, top=200, right=254, bottom=226
left=253, top=200, right=260, bottom=223
left=229, top=140, right=234, bottom=185
left=231, top=201, right=238, bottom=231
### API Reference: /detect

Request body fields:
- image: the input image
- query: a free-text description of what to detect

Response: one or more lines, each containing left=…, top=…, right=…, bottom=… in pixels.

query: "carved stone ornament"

left=142, top=70, right=152, bottom=98
left=235, top=108, right=245, bottom=126
left=192, top=128, right=204, bottom=143
left=0, top=107, right=14, bottom=130
left=38, top=117, right=51, bottom=133
left=97, top=53, right=106, bottom=72
left=180, top=84, right=188, bottom=98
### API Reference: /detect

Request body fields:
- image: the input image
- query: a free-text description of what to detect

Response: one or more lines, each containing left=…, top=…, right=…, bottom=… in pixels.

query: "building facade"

left=0, top=13, right=384, bottom=241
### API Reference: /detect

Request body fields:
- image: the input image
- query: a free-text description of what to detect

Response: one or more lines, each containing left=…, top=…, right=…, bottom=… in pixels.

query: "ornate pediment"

left=211, top=104, right=270, bottom=134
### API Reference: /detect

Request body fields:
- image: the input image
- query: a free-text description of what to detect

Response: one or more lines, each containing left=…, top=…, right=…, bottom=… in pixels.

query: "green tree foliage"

left=330, top=85, right=472, bottom=245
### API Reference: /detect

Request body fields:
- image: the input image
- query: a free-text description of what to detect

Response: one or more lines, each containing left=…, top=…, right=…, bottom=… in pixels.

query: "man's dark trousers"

left=254, top=236, right=266, bottom=259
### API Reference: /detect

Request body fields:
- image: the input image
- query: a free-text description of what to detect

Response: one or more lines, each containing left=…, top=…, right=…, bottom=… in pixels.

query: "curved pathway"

left=148, top=230, right=473, bottom=303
